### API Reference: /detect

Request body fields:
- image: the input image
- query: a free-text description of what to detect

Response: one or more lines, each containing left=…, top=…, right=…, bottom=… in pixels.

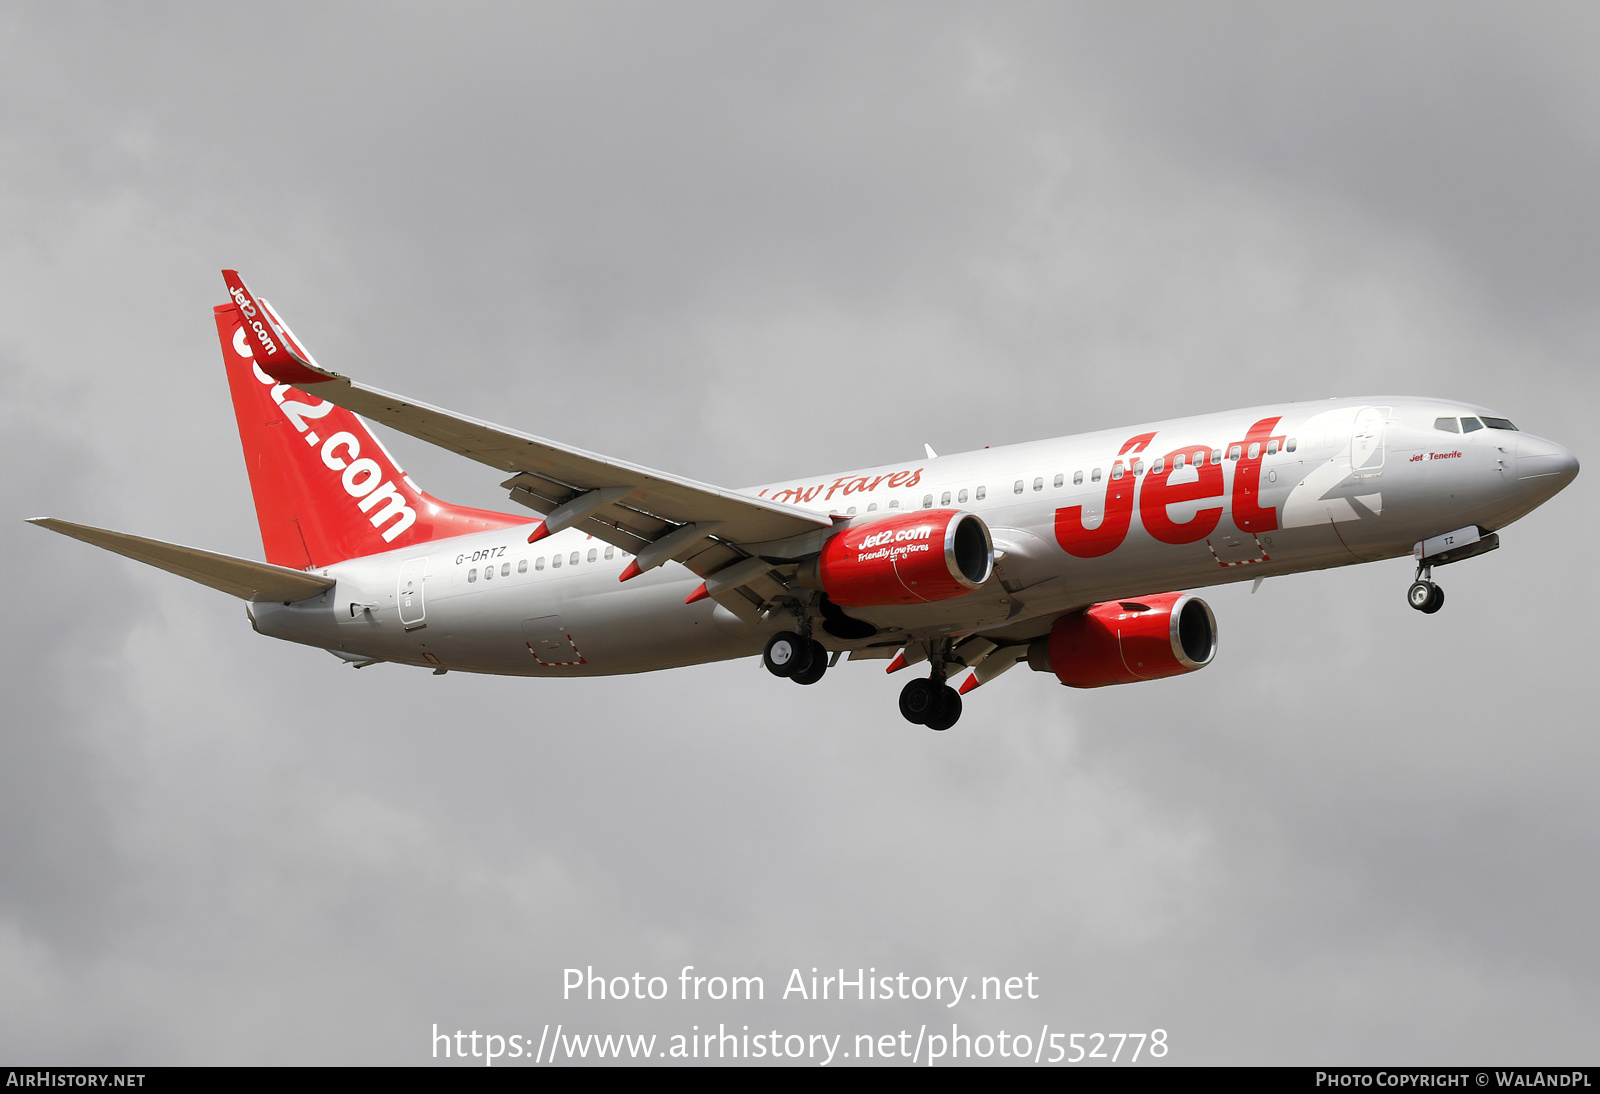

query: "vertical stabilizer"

left=215, top=302, right=527, bottom=568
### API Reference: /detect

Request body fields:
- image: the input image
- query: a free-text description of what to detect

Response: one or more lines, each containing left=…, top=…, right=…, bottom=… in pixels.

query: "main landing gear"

left=764, top=631, right=829, bottom=685
left=763, top=627, right=964, bottom=732
left=899, top=674, right=962, bottom=732
left=1407, top=562, right=1445, bottom=614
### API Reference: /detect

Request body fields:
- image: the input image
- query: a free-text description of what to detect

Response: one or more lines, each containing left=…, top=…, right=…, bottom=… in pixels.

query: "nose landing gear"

left=1407, top=563, right=1445, bottom=614
left=899, top=674, right=963, bottom=731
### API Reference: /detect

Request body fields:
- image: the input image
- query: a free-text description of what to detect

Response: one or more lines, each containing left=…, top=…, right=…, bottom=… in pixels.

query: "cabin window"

left=1014, top=479, right=1024, bottom=494
left=1112, top=463, right=1125, bottom=480
left=1091, top=468, right=1101, bottom=483
left=501, top=562, right=510, bottom=577
left=888, top=499, right=900, bottom=509
left=551, top=554, right=561, bottom=568
left=535, top=557, right=545, bottom=571
left=467, top=568, right=477, bottom=582
left=922, top=494, right=933, bottom=508
left=1053, top=473, right=1063, bottom=488
left=518, top=559, right=528, bottom=574
left=1482, top=417, right=1518, bottom=431
left=1151, top=457, right=1165, bottom=474
left=1073, top=471, right=1083, bottom=485
left=1211, top=449, right=1223, bottom=465
left=604, top=545, right=615, bottom=560
left=1461, top=416, right=1484, bottom=433
left=1172, top=454, right=1185, bottom=470
left=483, top=565, right=492, bottom=581
left=1247, top=442, right=1261, bottom=459
left=1286, top=438, right=1297, bottom=452
left=1229, top=445, right=1242, bottom=461
left=867, top=502, right=878, bottom=512
left=1266, top=440, right=1279, bottom=456
left=958, top=488, right=969, bottom=503
left=587, top=549, right=597, bottom=563
left=975, top=486, right=987, bottom=500
left=941, top=490, right=951, bottom=505
left=846, top=506, right=857, bottom=515
left=570, top=551, right=580, bottom=565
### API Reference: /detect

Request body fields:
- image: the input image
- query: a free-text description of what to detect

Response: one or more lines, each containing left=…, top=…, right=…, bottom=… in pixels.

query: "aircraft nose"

left=1517, top=434, right=1580, bottom=500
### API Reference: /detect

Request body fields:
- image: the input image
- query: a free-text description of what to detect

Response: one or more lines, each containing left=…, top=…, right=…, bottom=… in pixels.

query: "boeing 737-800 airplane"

left=29, top=271, right=1580, bottom=730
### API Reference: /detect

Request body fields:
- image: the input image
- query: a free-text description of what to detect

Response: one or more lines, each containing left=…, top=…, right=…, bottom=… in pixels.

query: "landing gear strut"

left=1407, top=563, right=1444, bottom=614
left=899, top=674, right=963, bottom=731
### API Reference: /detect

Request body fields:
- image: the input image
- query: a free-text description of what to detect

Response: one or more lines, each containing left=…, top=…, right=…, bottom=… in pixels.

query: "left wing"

left=223, top=271, right=829, bottom=610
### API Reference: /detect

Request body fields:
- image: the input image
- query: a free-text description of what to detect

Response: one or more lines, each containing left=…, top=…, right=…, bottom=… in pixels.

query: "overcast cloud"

left=1, top=1, right=1595, bottom=1065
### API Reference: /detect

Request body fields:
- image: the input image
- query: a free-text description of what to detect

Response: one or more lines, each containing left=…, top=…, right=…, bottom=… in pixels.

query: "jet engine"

left=1027, top=592, right=1217, bottom=687
left=804, top=509, right=993, bottom=607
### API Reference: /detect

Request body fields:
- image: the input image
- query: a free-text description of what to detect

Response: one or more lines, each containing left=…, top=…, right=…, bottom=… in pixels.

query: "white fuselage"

left=248, top=397, right=1573, bottom=676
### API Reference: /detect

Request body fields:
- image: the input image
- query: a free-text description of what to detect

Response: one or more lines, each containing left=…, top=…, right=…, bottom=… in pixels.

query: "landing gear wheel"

left=1408, top=581, right=1443, bottom=613
left=899, top=678, right=939, bottom=724
left=764, top=631, right=812, bottom=678
left=790, top=640, right=829, bottom=685
left=924, top=686, right=963, bottom=732
left=899, top=678, right=962, bottom=729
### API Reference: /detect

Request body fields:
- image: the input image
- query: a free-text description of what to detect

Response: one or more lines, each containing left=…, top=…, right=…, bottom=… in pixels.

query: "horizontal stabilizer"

left=27, top=518, right=335, bottom=603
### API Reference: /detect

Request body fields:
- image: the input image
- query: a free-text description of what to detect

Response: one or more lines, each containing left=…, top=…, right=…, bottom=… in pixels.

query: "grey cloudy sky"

left=1, top=1, right=1595, bottom=1065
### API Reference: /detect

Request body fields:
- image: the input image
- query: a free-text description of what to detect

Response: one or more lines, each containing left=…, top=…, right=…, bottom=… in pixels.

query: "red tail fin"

left=216, top=302, right=527, bottom=568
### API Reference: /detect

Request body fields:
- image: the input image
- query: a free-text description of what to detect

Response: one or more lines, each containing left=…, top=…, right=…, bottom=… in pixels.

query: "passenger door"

left=397, top=557, right=428, bottom=630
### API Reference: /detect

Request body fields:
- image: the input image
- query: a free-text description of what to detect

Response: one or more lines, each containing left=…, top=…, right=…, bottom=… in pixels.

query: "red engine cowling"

left=1027, top=592, right=1217, bottom=688
left=813, top=509, right=993, bottom=607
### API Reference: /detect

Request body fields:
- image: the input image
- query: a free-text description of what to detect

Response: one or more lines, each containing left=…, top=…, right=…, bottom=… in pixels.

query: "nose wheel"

left=1407, top=579, right=1444, bottom=614
left=1407, top=559, right=1446, bottom=614
left=899, top=675, right=963, bottom=731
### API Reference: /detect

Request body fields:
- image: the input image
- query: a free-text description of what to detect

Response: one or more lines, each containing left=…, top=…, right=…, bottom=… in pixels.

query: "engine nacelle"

left=808, top=509, right=994, bottom=607
left=1027, top=592, right=1217, bottom=688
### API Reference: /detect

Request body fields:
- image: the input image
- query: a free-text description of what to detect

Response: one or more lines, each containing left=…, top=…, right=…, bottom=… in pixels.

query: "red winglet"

left=957, top=673, right=981, bottom=695
left=221, top=270, right=326, bottom=388
left=618, top=559, right=643, bottom=582
left=526, top=521, right=550, bottom=544
left=685, top=582, right=710, bottom=604
left=886, top=652, right=908, bottom=674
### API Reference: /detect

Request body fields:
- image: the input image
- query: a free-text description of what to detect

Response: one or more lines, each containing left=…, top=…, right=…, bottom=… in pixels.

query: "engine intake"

left=1028, top=592, right=1217, bottom=688
left=809, top=509, right=993, bottom=607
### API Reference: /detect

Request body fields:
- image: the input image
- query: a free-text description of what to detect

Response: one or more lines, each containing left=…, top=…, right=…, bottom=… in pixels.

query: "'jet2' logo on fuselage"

left=1055, top=418, right=1285, bottom=558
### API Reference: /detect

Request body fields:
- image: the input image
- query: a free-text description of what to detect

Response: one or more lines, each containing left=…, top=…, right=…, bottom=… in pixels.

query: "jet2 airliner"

left=29, top=272, right=1580, bottom=730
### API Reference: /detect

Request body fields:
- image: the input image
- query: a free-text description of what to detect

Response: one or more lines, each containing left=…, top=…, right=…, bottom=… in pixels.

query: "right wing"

left=28, top=518, right=335, bottom=603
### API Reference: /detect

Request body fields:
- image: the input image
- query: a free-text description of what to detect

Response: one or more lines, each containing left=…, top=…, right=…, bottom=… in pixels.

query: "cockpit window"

left=1482, top=416, right=1518, bottom=431
left=1460, top=416, right=1484, bottom=433
left=1434, top=417, right=1460, bottom=433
